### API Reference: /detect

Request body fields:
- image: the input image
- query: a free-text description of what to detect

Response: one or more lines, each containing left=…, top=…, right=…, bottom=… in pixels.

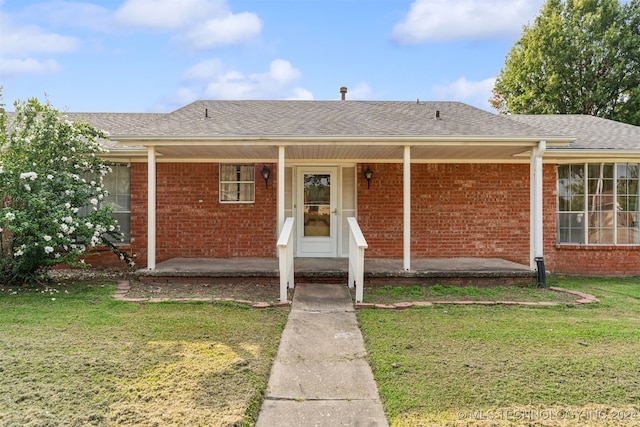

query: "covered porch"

left=112, top=102, right=574, bottom=274
left=136, top=257, right=537, bottom=287
left=111, top=100, right=576, bottom=294
left=136, top=141, right=554, bottom=272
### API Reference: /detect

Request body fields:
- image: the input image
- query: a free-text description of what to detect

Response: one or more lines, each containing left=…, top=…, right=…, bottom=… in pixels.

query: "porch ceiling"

left=128, top=141, right=537, bottom=162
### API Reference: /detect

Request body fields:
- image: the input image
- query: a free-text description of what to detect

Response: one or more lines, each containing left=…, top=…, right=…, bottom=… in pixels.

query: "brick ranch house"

left=73, top=98, right=640, bottom=276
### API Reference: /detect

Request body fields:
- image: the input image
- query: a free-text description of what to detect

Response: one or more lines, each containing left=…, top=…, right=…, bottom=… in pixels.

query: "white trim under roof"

left=543, top=149, right=640, bottom=162
left=106, top=135, right=573, bottom=164
left=113, top=135, right=573, bottom=145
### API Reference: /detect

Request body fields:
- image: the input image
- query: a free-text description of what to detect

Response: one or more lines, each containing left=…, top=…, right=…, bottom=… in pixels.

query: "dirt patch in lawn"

left=42, top=270, right=586, bottom=306
left=122, top=281, right=582, bottom=306
left=44, top=269, right=291, bottom=304
left=125, top=281, right=292, bottom=304
left=359, top=284, right=583, bottom=305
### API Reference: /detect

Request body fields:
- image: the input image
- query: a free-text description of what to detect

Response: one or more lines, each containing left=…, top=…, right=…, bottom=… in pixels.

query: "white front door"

left=296, top=167, right=338, bottom=257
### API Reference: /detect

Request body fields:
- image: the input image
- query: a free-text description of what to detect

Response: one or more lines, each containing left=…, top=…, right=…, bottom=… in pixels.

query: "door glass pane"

left=303, top=174, right=331, bottom=237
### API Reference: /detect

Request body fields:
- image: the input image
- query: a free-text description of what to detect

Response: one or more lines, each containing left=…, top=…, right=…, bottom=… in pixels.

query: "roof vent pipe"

left=435, top=110, right=440, bottom=120
left=205, top=108, right=209, bottom=118
left=340, top=86, right=347, bottom=100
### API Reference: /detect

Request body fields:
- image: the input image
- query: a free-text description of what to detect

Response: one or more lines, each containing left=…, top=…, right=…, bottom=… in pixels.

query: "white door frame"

left=295, top=166, right=339, bottom=257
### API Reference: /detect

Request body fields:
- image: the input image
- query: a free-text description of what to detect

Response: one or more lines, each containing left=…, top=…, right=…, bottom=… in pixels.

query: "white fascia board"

left=112, top=135, right=574, bottom=146
left=126, top=157, right=541, bottom=164
left=99, top=149, right=149, bottom=163
left=544, top=149, right=640, bottom=162
left=101, top=149, right=148, bottom=157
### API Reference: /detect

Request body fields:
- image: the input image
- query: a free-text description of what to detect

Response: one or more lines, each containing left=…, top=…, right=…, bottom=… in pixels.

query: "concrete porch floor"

left=137, top=257, right=537, bottom=286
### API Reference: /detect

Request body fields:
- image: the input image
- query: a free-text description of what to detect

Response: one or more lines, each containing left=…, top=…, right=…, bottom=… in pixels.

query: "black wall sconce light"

left=364, top=166, right=374, bottom=189
left=261, top=165, right=271, bottom=188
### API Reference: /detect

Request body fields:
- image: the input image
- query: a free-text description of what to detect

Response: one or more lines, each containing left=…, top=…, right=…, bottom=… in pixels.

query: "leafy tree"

left=491, top=0, right=640, bottom=125
left=0, top=96, right=134, bottom=285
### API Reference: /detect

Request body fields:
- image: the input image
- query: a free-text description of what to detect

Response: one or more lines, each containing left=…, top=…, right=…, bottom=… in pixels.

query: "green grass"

left=4, top=277, right=640, bottom=426
left=358, top=276, right=640, bottom=426
left=0, top=281, right=288, bottom=426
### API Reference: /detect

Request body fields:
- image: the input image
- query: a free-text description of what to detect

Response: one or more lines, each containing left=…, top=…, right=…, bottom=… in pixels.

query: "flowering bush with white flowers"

left=0, top=96, right=134, bottom=285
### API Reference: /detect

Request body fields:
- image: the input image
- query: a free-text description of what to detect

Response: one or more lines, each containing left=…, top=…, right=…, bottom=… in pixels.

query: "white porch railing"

left=347, top=217, right=368, bottom=303
left=277, top=217, right=295, bottom=302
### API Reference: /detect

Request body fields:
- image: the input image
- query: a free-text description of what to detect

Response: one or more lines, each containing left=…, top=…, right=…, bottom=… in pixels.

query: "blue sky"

left=0, top=0, right=547, bottom=112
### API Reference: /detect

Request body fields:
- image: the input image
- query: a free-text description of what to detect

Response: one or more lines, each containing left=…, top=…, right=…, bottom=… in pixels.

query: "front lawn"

left=358, top=276, right=640, bottom=426
left=0, top=281, right=288, bottom=426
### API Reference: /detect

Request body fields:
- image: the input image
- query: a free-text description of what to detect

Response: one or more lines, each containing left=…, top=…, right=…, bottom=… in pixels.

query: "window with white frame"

left=81, top=164, right=131, bottom=243
left=219, top=164, right=255, bottom=203
left=103, top=164, right=131, bottom=243
left=557, top=163, right=639, bottom=245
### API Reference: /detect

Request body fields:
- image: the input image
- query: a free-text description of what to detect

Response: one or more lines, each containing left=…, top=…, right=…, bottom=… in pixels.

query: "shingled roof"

left=4, top=111, right=162, bottom=151
left=508, top=114, right=640, bottom=151
left=9, top=102, right=640, bottom=151
left=113, top=100, right=559, bottom=140
left=63, top=113, right=163, bottom=149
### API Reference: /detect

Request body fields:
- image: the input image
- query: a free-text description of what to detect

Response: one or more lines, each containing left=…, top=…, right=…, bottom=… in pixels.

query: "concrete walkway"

left=256, top=283, right=389, bottom=427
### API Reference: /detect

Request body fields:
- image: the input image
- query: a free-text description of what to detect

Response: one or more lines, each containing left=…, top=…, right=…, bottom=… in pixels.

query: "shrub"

left=0, top=96, right=133, bottom=285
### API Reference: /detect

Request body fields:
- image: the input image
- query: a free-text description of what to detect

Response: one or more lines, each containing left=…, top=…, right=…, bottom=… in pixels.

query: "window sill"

left=556, top=244, right=640, bottom=251
left=85, top=244, right=132, bottom=253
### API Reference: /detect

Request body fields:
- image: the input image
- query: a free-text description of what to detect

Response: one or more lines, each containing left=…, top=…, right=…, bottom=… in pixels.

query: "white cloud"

left=115, top=0, right=261, bottom=49
left=343, top=83, right=373, bottom=100
left=204, top=59, right=308, bottom=99
left=0, top=16, right=80, bottom=55
left=0, top=58, right=60, bottom=77
left=391, top=0, right=542, bottom=44
left=267, top=59, right=301, bottom=84
left=183, top=59, right=225, bottom=81
left=20, top=2, right=114, bottom=33
left=0, top=13, right=76, bottom=77
left=168, top=59, right=313, bottom=107
left=432, top=76, right=496, bottom=109
left=184, top=12, right=262, bottom=49
left=115, top=0, right=221, bottom=29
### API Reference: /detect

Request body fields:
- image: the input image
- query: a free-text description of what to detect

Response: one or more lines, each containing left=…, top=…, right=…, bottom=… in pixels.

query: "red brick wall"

left=79, top=245, right=132, bottom=268
left=548, top=246, right=640, bottom=275
left=91, top=160, right=640, bottom=276
left=130, top=162, right=148, bottom=264
left=357, top=164, right=405, bottom=257
left=130, top=163, right=277, bottom=266
left=357, top=163, right=532, bottom=264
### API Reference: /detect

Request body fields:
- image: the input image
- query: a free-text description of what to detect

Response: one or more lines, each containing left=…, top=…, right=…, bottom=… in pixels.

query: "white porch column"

left=147, top=146, right=157, bottom=270
left=530, top=140, right=546, bottom=269
left=278, top=146, right=285, bottom=234
left=403, top=146, right=411, bottom=271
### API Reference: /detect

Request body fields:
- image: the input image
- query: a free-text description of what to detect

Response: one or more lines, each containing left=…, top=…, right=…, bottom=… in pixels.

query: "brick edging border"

left=114, top=281, right=599, bottom=309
